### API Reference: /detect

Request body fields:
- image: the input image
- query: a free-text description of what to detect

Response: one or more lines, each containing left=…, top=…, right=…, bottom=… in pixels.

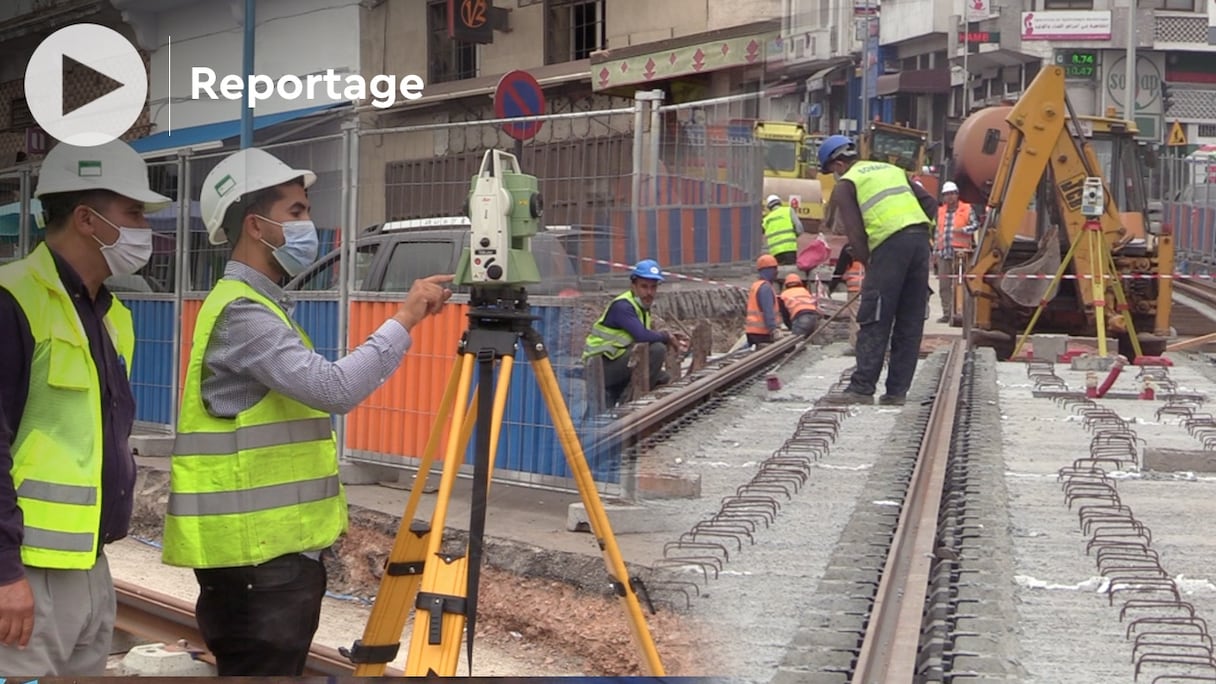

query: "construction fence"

left=1157, top=147, right=1216, bottom=276
left=0, top=90, right=766, bottom=494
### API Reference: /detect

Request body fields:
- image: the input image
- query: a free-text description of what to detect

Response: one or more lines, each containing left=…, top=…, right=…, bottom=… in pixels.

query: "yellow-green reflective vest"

left=762, top=206, right=798, bottom=256
left=162, top=278, right=346, bottom=569
left=0, top=243, right=134, bottom=570
left=841, top=161, right=932, bottom=253
left=582, top=291, right=651, bottom=362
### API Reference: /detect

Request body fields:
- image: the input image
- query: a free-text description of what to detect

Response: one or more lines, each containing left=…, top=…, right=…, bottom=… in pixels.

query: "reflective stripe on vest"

left=582, top=291, right=651, bottom=361
left=845, top=262, right=865, bottom=293
left=762, top=207, right=798, bottom=256
left=843, top=161, right=931, bottom=253
left=936, top=203, right=974, bottom=250
left=0, top=243, right=134, bottom=569
left=780, top=286, right=818, bottom=318
left=162, top=278, right=346, bottom=569
left=745, top=280, right=776, bottom=335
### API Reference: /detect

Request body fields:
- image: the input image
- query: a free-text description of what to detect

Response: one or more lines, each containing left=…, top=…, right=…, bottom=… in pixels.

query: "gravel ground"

left=999, top=356, right=1216, bottom=683
left=632, top=343, right=914, bottom=682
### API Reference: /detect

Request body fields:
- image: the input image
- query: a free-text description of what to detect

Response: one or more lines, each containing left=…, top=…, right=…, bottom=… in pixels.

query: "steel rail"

left=1175, top=280, right=1216, bottom=308
left=588, top=334, right=804, bottom=451
left=114, top=579, right=401, bottom=676
left=851, top=339, right=966, bottom=684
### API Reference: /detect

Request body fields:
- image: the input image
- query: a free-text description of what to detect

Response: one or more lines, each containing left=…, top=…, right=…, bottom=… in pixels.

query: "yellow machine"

left=754, top=120, right=824, bottom=225
left=954, top=65, right=1173, bottom=359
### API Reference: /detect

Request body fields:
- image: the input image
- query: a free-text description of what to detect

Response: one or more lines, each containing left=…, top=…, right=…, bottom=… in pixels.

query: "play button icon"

left=24, top=23, right=148, bottom=147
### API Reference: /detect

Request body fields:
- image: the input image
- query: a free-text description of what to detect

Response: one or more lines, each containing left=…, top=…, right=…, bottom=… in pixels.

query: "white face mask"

left=90, top=209, right=153, bottom=277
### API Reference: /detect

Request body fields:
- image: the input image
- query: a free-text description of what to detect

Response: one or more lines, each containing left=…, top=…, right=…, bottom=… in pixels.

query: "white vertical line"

left=168, top=34, right=171, bottom=135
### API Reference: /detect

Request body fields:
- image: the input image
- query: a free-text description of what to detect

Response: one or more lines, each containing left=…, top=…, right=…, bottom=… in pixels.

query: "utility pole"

left=240, top=0, right=255, bottom=149
left=962, top=18, right=971, bottom=114
left=1124, top=0, right=1137, bottom=121
left=859, top=0, right=872, bottom=128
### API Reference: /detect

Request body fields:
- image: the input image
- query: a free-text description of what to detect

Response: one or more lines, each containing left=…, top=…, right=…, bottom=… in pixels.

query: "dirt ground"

left=126, top=471, right=707, bottom=677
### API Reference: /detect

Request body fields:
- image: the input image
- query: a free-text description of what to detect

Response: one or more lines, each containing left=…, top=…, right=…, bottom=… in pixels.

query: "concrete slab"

left=1144, top=448, right=1216, bottom=472
left=116, top=643, right=215, bottom=676
left=566, top=501, right=682, bottom=534
left=130, top=433, right=174, bottom=458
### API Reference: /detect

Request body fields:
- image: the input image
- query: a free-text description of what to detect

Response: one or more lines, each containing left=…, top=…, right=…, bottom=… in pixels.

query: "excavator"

left=952, top=64, right=1173, bottom=359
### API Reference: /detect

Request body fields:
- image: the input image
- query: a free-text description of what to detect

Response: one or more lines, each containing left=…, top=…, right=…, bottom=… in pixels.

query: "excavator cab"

left=1076, top=116, right=1154, bottom=243
left=861, top=122, right=928, bottom=173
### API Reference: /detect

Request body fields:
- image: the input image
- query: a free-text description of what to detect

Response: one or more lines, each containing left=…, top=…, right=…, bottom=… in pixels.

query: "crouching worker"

left=779, top=273, right=820, bottom=337
left=583, top=259, right=689, bottom=409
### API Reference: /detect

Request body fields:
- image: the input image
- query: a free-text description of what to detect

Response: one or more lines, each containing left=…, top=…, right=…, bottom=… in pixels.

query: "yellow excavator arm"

left=967, top=66, right=1130, bottom=322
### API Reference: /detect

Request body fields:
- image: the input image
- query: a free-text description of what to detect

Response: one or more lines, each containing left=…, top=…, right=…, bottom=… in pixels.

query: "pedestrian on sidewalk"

left=0, top=140, right=172, bottom=675
left=817, top=135, right=937, bottom=406
left=160, top=147, right=453, bottom=676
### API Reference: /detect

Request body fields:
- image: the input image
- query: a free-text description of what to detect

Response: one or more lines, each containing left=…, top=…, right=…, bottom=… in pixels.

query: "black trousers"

left=601, top=341, right=669, bottom=408
left=846, top=226, right=931, bottom=398
left=774, top=251, right=796, bottom=266
left=194, top=553, right=327, bottom=676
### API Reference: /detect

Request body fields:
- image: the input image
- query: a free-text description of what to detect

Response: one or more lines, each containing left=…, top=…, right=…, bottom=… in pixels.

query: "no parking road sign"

left=494, top=69, right=546, bottom=141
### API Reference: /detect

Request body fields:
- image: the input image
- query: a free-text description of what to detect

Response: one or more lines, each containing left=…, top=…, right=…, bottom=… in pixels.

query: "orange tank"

left=951, top=106, right=1013, bottom=207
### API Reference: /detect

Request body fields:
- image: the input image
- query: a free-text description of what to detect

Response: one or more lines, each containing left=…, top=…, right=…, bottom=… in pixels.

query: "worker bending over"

left=779, top=273, right=820, bottom=337
left=583, top=259, right=689, bottom=410
left=819, top=135, right=937, bottom=406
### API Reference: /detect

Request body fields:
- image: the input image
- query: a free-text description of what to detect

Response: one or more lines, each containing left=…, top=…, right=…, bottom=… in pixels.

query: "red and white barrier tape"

left=577, top=256, right=750, bottom=290
left=941, top=273, right=1216, bottom=280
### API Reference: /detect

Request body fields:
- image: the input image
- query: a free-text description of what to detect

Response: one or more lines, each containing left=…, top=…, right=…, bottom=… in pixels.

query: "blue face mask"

left=258, top=216, right=318, bottom=277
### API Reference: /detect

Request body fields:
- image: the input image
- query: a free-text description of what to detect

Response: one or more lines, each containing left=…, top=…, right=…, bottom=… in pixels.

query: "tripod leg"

left=1103, top=246, right=1143, bottom=359
left=405, top=354, right=516, bottom=676
left=348, top=356, right=465, bottom=675
left=1011, top=232, right=1085, bottom=359
left=403, top=352, right=478, bottom=676
left=523, top=329, right=666, bottom=676
left=1087, top=227, right=1109, bottom=357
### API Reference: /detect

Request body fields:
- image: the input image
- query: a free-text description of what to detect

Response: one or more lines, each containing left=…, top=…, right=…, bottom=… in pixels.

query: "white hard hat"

left=765, top=194, right=782, bottom=207
left=35, top=140, right=171, bottom=211
left=200, top=147, right=317, bottom=245
left=941, top=181, right=959, bottom=194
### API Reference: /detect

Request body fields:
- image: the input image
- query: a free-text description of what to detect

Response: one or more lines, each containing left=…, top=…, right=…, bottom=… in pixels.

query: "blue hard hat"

left=631, top=259, right=664, bottom=281
left=818, top=134, right=857, bottom=171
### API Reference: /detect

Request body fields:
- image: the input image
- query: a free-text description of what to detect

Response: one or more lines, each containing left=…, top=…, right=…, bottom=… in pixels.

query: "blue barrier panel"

left=120, top=297, right=175, bottom=426
left=292, top=299, right=340, bottom=361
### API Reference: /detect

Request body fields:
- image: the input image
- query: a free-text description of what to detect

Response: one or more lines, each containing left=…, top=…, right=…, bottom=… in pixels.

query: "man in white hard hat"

left=160, top=147, right=453, bottom=676
left=933, top=181, right=977, bottom=323
left=762, top=194, right=803, bottom=266
left=0, top=140, right=171, bottom=675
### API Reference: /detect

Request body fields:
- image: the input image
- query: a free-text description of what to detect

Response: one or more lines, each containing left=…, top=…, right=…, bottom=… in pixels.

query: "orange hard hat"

left=784, top=273, right=803, bottom=287
left=757, top=254, right=778, bottom=269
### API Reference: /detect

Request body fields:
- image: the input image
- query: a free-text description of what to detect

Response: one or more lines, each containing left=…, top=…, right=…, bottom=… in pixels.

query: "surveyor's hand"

left=0, top=576, right=34, bottom=648
left=394, top=274, right=454, bottom=331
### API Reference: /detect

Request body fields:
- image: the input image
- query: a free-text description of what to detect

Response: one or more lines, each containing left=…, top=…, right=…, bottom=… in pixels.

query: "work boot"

left=936, top=315, right=950, bottom=323
left=821, top=390, right=873, bottom=405
left=878, top=394, right=906, bottom=406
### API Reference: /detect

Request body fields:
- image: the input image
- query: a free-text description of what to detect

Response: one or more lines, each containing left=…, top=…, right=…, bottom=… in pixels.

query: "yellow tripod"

left=341, top=285, right=665, bottom=677
left=1010, top=216, right=1142, bottom=360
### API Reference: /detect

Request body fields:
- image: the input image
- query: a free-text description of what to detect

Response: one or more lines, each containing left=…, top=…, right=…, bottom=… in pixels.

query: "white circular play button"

left=24, top=23, right=148, bottom=147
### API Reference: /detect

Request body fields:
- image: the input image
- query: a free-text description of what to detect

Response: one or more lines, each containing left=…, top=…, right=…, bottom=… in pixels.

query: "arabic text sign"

left=1021, top=11, right=1112, bottom=41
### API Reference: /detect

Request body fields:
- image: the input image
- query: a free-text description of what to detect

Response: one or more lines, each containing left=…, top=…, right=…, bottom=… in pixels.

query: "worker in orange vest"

left=745, top=254, right=781, bottom=347
left=778, top=273, right=820, bottom=337
left=934, top=181, right=978, bottom=323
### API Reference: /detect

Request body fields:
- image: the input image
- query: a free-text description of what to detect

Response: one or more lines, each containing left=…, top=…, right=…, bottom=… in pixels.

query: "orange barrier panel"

left=177, top=298, right=203, bottom=407
left=345, top=300, right=467, bottom=460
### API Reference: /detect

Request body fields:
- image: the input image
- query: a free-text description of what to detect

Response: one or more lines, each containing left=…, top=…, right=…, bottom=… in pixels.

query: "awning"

left=806, top=59, right=854, bottom=92
left=952, top=49, right=1041, bottom=74
left=129, top=101, right=351, bottom=156
left=876, top=68, right=952, bottom=96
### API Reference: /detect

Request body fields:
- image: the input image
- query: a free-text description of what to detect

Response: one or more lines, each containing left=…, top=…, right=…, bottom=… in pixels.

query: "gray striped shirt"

left=200, top=260, right=412, bottom=419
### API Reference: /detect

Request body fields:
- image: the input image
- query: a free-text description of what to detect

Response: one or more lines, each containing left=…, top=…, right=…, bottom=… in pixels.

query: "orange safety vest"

left=779, top=285, right=818, bottom=318
left=844, top=262, right=865, bottom=293
left=936, top=202, right=974, bottom=251
left=746, top=279, right=778, bottom=335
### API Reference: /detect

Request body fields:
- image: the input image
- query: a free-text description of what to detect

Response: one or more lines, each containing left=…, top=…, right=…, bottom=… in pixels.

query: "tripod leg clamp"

left=340, top=640, right=400, bottom=665
left=415, top=592, right=468, bottom=645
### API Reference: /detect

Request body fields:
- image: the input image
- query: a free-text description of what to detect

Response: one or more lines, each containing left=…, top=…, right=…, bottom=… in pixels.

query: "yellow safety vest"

left=0, top=243, right=134, bottom=570
left=762, top=206, right=798, bottom=257
left=162, top=278, right=346, bottom=569
left=842, top=161, right=932, bottom=253
left=582, top=290, right=652, bottom=362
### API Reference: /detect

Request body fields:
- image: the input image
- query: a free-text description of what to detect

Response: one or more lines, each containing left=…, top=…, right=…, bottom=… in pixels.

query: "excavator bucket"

left=999, top=226, right=1061, bottom=308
